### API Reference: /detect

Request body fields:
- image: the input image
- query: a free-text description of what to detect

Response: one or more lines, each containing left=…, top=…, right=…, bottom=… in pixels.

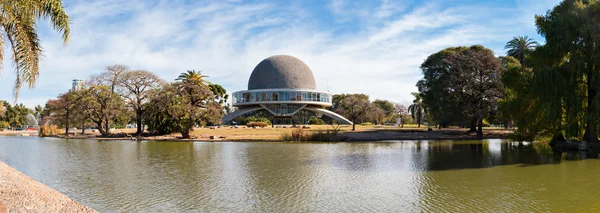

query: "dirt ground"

left=0, top=162, right=96, bottom=212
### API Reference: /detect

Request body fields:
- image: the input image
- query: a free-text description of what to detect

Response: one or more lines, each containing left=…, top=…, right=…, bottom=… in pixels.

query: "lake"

left=0, top=137, right=599, bottom=212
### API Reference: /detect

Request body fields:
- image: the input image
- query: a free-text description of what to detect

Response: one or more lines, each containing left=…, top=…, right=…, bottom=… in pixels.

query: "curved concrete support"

left=222, top=107, right=263, bottom=124
left=304, top=107, right=353, bottom=125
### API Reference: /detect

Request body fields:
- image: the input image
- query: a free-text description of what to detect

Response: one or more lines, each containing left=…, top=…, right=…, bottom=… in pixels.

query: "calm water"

left=0, top=137, right=599, bottom=212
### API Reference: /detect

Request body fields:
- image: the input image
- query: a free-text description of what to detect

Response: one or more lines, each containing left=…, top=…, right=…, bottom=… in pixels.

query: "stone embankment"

left=0, top=162, right=96, bottom=213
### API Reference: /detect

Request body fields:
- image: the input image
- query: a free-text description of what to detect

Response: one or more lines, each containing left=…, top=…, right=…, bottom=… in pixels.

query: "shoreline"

left=39, top=127, right=514, bottom=142
left=0, top=162, right=96, bottom=212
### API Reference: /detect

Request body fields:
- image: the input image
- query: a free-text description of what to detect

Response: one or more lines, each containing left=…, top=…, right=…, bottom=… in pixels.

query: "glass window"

left=273, top=92, right=278, bottom=101
left=243, top=93, right=250, bottom=103
left=297, top=92, right=302, bottom=101
left=251, top=93, right=256, bottom=102
left=261, top=92, right=266, bottom=102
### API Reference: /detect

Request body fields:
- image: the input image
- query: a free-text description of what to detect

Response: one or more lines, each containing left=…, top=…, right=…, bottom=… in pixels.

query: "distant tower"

left=72, top=79, right=84, bottom=91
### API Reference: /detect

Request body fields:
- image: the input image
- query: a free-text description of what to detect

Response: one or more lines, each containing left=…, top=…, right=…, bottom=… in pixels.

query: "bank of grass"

left=42, top=124, right=512, bottom=142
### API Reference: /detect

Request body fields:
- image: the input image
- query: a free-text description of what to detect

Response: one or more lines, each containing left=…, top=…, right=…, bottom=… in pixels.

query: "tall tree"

left=417, top=45, right=503, bottom=138
left=535, top=0, right=600, bottom=142
left=408, top=92, right=425, bottom=128
left=148, top=81, right=222, bottom=138
left=373, top=99, right=396, bottom=123
left=0, top=0, right=70, bottom=98
left=504, top=36, right=539, bottom=66
left=176, top=70, right=210, bottom=85
left=88, top=65, right=128, bottom=131
left=334, top=94, right=372, bottom=131
left=78, top=85, right=125, bottom=136
left=118, top=70, right=163, bottom=135
left=44, top=91, right=79, bottom=136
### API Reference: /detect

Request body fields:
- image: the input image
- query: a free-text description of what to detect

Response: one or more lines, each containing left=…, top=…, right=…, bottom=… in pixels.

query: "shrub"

left=361, top=122, right=373, bottom=126
left=308, top=117, right=325, bottom=125
left=244, top=116, right=271, bottom=125
left=247, top=122, right=269, bottom=128
left=0, top=121, right=8, bottom=130
left=290, top=128, right=310, bottom=142
left=39, top=125, right=59, bottom=137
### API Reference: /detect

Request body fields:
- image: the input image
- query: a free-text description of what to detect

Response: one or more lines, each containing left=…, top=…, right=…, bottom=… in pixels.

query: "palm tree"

left=408, top=92, right=424, bottom=128
left=1, top=0, right=70, bottom=98
left=504, top=36, right=539, bottom=66
left=176, top=70, right=211, bottom=85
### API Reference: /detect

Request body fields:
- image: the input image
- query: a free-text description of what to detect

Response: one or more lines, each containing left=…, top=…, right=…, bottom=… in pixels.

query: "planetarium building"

left=223, top=55, right=352, bottom=125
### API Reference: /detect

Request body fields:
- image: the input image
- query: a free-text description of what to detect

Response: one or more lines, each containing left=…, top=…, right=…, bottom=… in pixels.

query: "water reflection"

left=0, top=138, right=600, bottom=212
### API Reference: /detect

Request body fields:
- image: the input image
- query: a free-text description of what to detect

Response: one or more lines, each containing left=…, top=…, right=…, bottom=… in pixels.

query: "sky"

left=0, top=0, right=562, bottom=108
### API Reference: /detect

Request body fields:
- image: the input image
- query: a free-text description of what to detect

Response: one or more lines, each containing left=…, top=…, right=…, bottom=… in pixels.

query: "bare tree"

left=86, top=65, right=129, bottom=133
left=118, top=70, right=163, bottom=135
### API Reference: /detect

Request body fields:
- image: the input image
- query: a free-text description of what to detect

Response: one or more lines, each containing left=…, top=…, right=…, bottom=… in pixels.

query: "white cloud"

left=0, top=0, right=563, bottom=108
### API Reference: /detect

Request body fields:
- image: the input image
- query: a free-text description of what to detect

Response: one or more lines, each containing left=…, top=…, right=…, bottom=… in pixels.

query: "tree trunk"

left=135, top=110, right=143, bottom=136
left=477, top=118, right=483, bottom=140
left=468, top=120, right=477, bottom=133
left=65, top=110, right=70, bottom=136
left=352, top=118, right=356, bottom=131
left=583, top=77, right=598, bottom=143
left=96, top=121, right=108, bottom=137
left=417, top=116, right=421, bottom=128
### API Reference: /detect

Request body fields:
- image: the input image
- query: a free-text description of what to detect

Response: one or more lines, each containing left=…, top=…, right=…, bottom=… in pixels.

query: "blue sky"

left=0, top=0, right=562, bottom=107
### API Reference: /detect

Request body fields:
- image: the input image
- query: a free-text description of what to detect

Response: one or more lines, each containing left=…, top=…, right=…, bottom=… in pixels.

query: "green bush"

left=0, top=121, right=8, bottom=129
left=361, top=122, right=373, bottom=126
left=244, top=116, right=271, bottom=125
left=247, top=122, right=269, bottom=128
left=308, top=117, right=325, bottom=125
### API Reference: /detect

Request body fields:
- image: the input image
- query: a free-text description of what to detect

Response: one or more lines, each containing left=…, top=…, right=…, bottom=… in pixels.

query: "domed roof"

left=248, top=55, right=317, bottom=90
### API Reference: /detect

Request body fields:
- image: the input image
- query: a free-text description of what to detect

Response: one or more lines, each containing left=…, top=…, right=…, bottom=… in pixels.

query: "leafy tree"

left=44, top=91, right=79, bottom=135
left=118, top=69, right=163, bottom=135
left=77, top=85, right=125, bottom=136
left=417, top=45, right=503, bottom=138
left=372, top=99, right=396, bottom=124
left=176, top=70, right=210, bottom=85
left=535, top=0, right=600, bottom=142
left=334, top=94, right=372, bottom=131
left=408, top=92, right=425, bottom=128
left=209, top=84, right=229, bottom=105
left=149, top=81, right=222, bottom=138
left=504, top=36, right=539, bottom=66
left=0, top=0, right=70, bottom=98
left=308, top=117, right=325, bottom=125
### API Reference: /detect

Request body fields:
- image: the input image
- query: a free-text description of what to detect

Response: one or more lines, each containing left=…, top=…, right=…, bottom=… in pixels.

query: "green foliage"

left=361, top=122, right=373, bottom=126
left=333, top=94, right=372, bottom=131
left=1, top=0, right=70, bottom=98
left=246, top=122, right=269, bottom=128
left=244, top=116, right=271, bottom=125
left=504, top=36, right=539, bottom=66
left=144, top=80, right=223, bottom=138
left=308, top=117, right=325, bottom=125
left=408, top=92, right=425, bottom=127
left=500, top=0, right=600, bottom=142
left=0, top=121, right=8, bottom=129
left=417, top=45, right=503, bottom=138
left=0, top=101, right=33, bottom=129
